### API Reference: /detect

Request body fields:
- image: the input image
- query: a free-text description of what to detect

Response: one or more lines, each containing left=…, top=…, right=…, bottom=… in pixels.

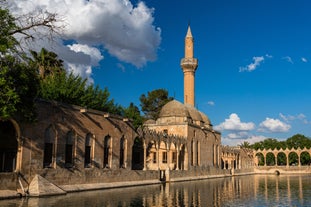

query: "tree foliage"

left=139, top=89, right=173, bottom=120
left=123, top=102, right=143, bottom=129
left=0, top=6, right=124, bottom=120
left=39, top=72, right=123, bottom=115
left=30, top=48, right=64, bottom=79
left=0, top=7, right=39, bottom=121
left=252, top=134, right=311, bottom=166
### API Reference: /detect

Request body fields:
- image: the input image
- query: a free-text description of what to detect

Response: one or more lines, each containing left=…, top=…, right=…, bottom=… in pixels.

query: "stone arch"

left=197, top=140, right=200, bottom=166
left=119, top=136, right=127, bottom=168
left=103, top=135, right=112, bottom=168
left=0, top=119, right=20, bottom=172
left=159, top=141, right=167, bottom=166
left=65, top=131, right=75, bottom=168
left=277, top=152, right=287, bottom=166
left=179, top=144, right=187, bottom=170
left=131, top=137, right=144, bottom=170
left=300, top=151, right=311, bottom=166
left=170, top=142, right=177, bottom=170
left=145, top=140, right=157, bottom=170
left=266, top=152, right=275, bottom=166
left=255, top=152, right=264, bottom=166
left=43, top=125, right=56, bottom=168
left=84, top=133, right=93, bottom=168
left=191, top=139, right=196, bottom=166
left=289, top=151, right=299, bottom=166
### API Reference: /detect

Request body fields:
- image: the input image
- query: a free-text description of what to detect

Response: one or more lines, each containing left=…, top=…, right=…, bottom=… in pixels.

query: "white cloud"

left=214, top=113, right=255, bottom=131
left=279, top=113, right=308, bottom=124
left=67, top=44, right=103, bottom=66
left=265, top=54, right=273, bottom=58
left=239, top=56, right=265, bottom=72
left=301, top=57, right=308, bottom=62
left=6, top=0, right=161, bottom=80
left=207, top=101, right=215, bottom=106
left=258, top=118, right=291, bottom=133
left=282, top=56, right=293, bottom=64
left=221, top=133, right=267, bottom=146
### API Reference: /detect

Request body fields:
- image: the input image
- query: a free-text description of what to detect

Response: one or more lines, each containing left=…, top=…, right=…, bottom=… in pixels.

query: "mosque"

left=0, top=26, right=254, bottom=197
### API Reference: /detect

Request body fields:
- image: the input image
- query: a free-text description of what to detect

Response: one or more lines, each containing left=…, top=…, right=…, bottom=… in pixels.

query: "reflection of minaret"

left=181, top=25, right=198, bottom=107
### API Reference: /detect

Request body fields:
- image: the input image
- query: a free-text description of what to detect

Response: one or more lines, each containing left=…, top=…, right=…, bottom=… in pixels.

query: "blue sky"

left=7, top=0, right=311, bottom=145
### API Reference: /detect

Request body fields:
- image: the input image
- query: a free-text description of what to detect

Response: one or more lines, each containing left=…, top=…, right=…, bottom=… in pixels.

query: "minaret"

left=180, top=25, right=198, bottom=107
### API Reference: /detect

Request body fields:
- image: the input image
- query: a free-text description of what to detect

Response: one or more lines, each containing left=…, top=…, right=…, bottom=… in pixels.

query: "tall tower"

left=180, top=26, right=198, bottom=107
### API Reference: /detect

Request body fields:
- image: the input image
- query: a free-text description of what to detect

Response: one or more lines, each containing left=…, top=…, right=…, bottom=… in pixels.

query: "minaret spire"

left=181, top=25, right=198, bottom=107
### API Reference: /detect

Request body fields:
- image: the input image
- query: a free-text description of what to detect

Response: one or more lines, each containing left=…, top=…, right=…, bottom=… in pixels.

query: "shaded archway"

left=289, top=152, right=299, bottom=166
left=0, top=120, right=17, bottom=172
left=266, top=152, right=275, bottom=166
left=103, top=135, right=112, bottom=168
left=84, top=133, right=93, bottom=168
left=277, top=152, right=287, bottom=166
left=179, top=144, right=186, bottom=170
left=65, top=131, right=74, bottom=168
left=43, top=125, right=56, bottom=168
left=300, top=151, right=311, bottom=166
left=170, top=143, right=177, bottom=170
left=132, top=137, right=144, bottom=170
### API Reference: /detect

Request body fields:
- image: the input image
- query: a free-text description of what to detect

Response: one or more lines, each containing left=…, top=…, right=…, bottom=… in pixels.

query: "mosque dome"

left=185, top=104, right=203, bottom=123
left=159, top=100, right=190, bottom=118
left=199, top=111, right=212, bottom=128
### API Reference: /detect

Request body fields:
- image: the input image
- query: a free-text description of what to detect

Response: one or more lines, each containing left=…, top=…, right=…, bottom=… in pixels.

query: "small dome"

left=185, top=104, right=203, bottom=122
left=199, top=111, right=212, bottom=127
left=159, top=100, right=190, bottom=118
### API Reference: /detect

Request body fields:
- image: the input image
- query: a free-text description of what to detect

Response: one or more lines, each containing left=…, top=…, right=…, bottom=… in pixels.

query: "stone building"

left=0, top=25, right=254, bottom=197
left=143, top=26, right=221, bottom=170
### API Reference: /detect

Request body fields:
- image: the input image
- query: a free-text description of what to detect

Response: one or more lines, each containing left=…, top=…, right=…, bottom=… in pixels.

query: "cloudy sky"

left=6, top=0, right=311, bottom=146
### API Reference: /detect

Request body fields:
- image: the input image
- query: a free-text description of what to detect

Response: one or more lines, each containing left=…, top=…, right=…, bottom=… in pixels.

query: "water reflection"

left=1, top=175, right=311, bottom=207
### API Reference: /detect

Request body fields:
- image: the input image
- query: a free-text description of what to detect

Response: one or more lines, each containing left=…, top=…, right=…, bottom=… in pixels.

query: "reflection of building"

left=0, top=26, right=254, bottom=197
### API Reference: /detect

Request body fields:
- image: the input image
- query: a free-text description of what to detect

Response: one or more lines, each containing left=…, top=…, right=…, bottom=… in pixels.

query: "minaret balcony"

left=180, top=58, right=198, bottom=71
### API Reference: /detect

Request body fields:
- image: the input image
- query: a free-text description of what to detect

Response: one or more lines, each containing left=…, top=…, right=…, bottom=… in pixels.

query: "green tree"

left=39, top=72, right=123, bottom=115
left=286, top=134, right=311, bottom=149
left=239, top=141, right=251, bottom=148
left=124, top=102, right=143, bottom=129
left=0, top=5, right=61, bottom=121
left=0, top=8, right=39, bottom=121
left=139, top=89, right=173, bottom=120
left=30, top=48, right=64, bottom=79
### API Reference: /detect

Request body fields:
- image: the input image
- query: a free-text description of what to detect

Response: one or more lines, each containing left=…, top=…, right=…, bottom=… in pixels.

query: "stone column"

left=167, top=144, right=171, bottom=170
left=176, top=146, right=179, bottom=170
left=143, top=141, right=146, bottom=170
left=275, top=155, right=278, bottom=166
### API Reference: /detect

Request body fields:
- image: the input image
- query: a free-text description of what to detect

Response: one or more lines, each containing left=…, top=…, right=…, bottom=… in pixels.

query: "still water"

left=1, top=175, right=311, bottom=207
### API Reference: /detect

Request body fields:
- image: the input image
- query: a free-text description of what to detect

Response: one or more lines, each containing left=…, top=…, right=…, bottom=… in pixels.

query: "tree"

left=239, top=141, right=251, bottom=148
left=124, top=102, right=143, bottom=129
left=30, top=48, right=64, bottom=79
left=39, top=72, right=123, bottom=115
left=0, top=7, right=40, bottom=121
left=139, top=89, right=173, bottom=120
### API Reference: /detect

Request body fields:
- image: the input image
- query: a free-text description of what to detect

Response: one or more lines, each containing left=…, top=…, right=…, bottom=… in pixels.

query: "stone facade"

left=0, top=25, right=256, bottom=198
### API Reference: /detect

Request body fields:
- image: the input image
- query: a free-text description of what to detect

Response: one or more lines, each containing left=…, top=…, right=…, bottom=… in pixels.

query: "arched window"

left=0, top=121, right=17, bottom=172
left=43, top=126, right=55, bottom=168
left=103, top=135, right=112, bottom=168
left=65, top=131, right=74, bottom=168
left=84, top=134, right=93, bottom=168
left=132, top=137, right=144, bottom=170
